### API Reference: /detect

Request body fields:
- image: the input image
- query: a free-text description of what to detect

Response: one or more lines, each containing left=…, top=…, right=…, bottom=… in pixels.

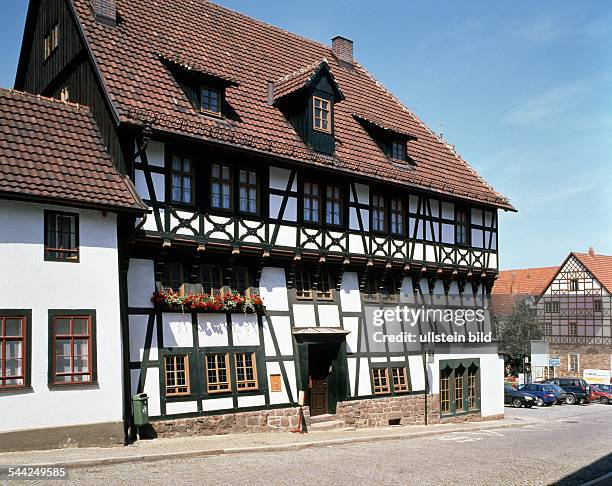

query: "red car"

left=589, top=385, right=612, bottom=404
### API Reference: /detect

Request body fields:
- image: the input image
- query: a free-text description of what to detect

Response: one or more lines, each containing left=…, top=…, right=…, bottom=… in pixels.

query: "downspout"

left=117, top=222, right=133, bottom=445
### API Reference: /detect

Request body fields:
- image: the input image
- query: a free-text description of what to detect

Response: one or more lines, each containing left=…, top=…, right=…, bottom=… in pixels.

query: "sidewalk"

left=0, top=416, right=535, bottom=469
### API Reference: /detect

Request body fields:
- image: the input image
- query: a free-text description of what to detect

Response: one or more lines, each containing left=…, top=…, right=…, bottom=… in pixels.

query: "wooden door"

left=309, top=374, right=328, bottom=416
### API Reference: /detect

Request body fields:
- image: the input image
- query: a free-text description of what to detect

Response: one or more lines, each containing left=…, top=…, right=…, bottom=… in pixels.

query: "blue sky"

left=1, top=0, right=611, bottom=269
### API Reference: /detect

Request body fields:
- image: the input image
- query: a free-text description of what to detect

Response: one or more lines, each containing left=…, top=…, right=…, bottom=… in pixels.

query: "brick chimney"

left=90, top=0, right=117, bottom=26
left=588, top=246, right=595, bottom=256
left=332, top=36, right=353, bottom=65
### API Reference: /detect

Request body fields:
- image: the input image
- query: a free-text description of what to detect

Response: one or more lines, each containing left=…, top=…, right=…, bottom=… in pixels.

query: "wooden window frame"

left=594, top=299, right=603, bottom=312
left=569, top=322, right=578, bottom=336
left=362, top=274, right=380, bottom=303
left=0, top=314, right=29, bottom=389
left=238, top=169, right=259, bottom=215
left=569, top=353, right=579, bottom=372
left=391, top=140, right=406, bottom=162
left=200, top=86, right=221, bottom=116
left=545, top=301, right=560, bottom=314
left=234, top=352, right=258, bottom=391
left=210, top=163, right=233, bottom=211
left=44, top=210, right=79, bottom=262
left=467, top=366, right=478, bottom=409
left=205, top=353, right=231, bottom=394
left=391, top=367, right=409, bottom=393
left=372, top=367, right=390, bottom=395
left=303, top=180, right=321, bottom=224
left=440, top=367, right=451, bottom=414
left=170, top=155, right=194, bottom=205
left=325, top=185, right=343, bottom=226
left=544, top=322, right=553, bottom=336
left=43, top=23, right=59, bottom=61
left=316, top=271, right=335, bottom=301
left=569, top=279, right=579, bottom=291
left=312, top=96, right=331, bottom=133
left=440, top=360, right=480, bottom=416
left=372, top=194, right=386, bottom=233
left=455, top=207, right=470, bottom=246
left=295, top=270, right=313, bottom=300
left=230, top=267, right=250, bottom=295
left=161, top=261, right=184, bottom=294
left=50, top=313, right=96, bottom=386
left=390, top=198, right=404, bottom=236
left=164, top=354, right=191, bottom=397
left=58, top=85, right=69, bottom=102
left=200, top=264, right=223, bottom=296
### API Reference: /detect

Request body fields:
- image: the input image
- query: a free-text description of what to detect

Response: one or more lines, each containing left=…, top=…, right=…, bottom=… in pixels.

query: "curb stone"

left=0, top=421, right=537, bottom=470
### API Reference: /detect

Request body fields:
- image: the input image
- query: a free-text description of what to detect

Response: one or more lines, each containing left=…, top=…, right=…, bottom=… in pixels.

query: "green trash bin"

left=132, top=393, right=149, bottom=426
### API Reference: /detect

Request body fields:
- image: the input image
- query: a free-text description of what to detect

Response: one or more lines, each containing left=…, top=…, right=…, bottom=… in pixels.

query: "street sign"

left=548, top=357, right=560, bottom=367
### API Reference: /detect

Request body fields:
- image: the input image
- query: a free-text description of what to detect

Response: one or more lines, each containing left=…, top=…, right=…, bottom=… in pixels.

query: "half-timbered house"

left=0, top=88, right=147, bottom=450
left=494, top=249, right=612, bottom=383
left=12, top=0, right=514, bottom=438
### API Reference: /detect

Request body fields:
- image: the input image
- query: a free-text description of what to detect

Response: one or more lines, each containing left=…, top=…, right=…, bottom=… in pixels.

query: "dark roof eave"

left=0, top=191, right=150, bottom=215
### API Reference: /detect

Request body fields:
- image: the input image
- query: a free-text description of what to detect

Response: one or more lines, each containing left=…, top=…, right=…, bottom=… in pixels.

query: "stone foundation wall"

left=548, top=345, right=612, bottom=378
left=152, top=406, right=310, bottom=438
left=336, top=394, right=428, bottom=427
left=336, top=394, right=502, bottom=428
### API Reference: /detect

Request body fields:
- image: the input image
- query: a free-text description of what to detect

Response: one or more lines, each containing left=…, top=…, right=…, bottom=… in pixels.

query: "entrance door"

left=307, top=343, right=338, bottom=416
left=309, top=373, right=328, bottom=416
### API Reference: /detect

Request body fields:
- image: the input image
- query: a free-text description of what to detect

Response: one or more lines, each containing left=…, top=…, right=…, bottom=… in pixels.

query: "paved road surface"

left=24, top=404, right=612, bottom=485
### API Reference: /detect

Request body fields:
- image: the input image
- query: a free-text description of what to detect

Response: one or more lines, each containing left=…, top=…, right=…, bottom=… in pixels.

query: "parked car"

left=594, top=384, right=612, bottom=393
left=518, top=383, right=556, bottom=406
left=543, top=378, right=590, bottom=405
left=545, top=383, right=567, bottom=405
left=589, top=385, right=612, bottom=404
left=504, top=385, right=535, bottom=408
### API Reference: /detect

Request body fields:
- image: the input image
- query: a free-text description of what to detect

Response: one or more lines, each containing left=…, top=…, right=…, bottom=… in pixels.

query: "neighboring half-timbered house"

left=0, top=88, right=147, bottom=451
left=494, top=249, right=612, bottom=383
left=13, top=0, right=514, bottom=437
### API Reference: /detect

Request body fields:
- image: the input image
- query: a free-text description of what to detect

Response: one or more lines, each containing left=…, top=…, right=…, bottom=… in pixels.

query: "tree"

left=498, top=294, right=542, bottom=376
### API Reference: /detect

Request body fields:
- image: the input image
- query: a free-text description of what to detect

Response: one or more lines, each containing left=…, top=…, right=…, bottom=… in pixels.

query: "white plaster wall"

left=198, top=314, right=229, bottom=347
left=162, top=313, right=193, bottom=347
left=259, top=267, right=289, bottom=311
left=129, top=315, right=158, bottom=361
left=238, top=395, right=266, bottom=408
left=317, top=305, right=340, bottom=327
left=267, top=361, right=290, bottom=405
left=201, top=396, right=234, bottom=411
left=340, top=272, right=361, bottom=312
left=127, top=259, right=155, bottom=308
left=165, top=401, right=198, bottom=415
left=358, top=357, right=372, bottom=396
left=231, top=315, right=260, bottom=346
left=0, top=201, right=123, bottom=432
left=293, top=304, right=316, bottom=327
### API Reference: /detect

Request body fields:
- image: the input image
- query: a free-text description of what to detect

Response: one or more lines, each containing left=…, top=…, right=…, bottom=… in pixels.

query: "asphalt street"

left=16, top=404, right=612, bottom=486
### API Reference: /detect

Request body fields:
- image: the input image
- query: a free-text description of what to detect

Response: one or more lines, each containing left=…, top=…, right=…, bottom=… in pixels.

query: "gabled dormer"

left=158, top=53, right=239, bottom=118
left=273, top=59, right=345, bottom=155
left=353, top=113, right=417, bottom=166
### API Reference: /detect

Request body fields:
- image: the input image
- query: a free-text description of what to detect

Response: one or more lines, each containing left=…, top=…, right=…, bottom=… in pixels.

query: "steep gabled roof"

left=573, top=252, right=612, bottom=294
left=66, top=0, right=514, bottom=210
left=0, top=88, right=147, bottom=213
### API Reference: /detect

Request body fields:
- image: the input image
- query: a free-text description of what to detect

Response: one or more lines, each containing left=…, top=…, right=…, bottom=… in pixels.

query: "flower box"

left=152, top=289, right=265, bottom=314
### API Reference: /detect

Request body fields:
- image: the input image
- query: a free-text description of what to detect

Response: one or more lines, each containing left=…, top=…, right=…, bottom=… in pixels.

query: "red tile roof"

left=71, top=0, right=514, bottom=211
left=0, top=88, right=147, bottom=212
left=493, top=251, right=612, bottom=296
left=273, top=59, right=344, bottom=102
left=573, top=252, right=612, bottom=294
left=493, top=266, right=560, bottom=295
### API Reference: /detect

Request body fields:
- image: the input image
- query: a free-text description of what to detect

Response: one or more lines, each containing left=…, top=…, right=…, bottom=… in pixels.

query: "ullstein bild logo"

left=371, top=305, right=492, bottom=344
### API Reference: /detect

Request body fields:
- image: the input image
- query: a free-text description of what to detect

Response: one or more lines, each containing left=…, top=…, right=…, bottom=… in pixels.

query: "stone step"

left=307, top=419, right=345, bottom=431
left=309, top=414, right=337, bottom=424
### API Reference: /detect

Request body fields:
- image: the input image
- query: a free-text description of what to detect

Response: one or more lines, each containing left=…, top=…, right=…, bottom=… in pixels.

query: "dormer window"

left=313, top=96, right=331, bottom=133
left=391, top=141, right=406, bottom=162
left=43, top=23, right=59, bottom=61
left=201, top=86, right=221, bottom=115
